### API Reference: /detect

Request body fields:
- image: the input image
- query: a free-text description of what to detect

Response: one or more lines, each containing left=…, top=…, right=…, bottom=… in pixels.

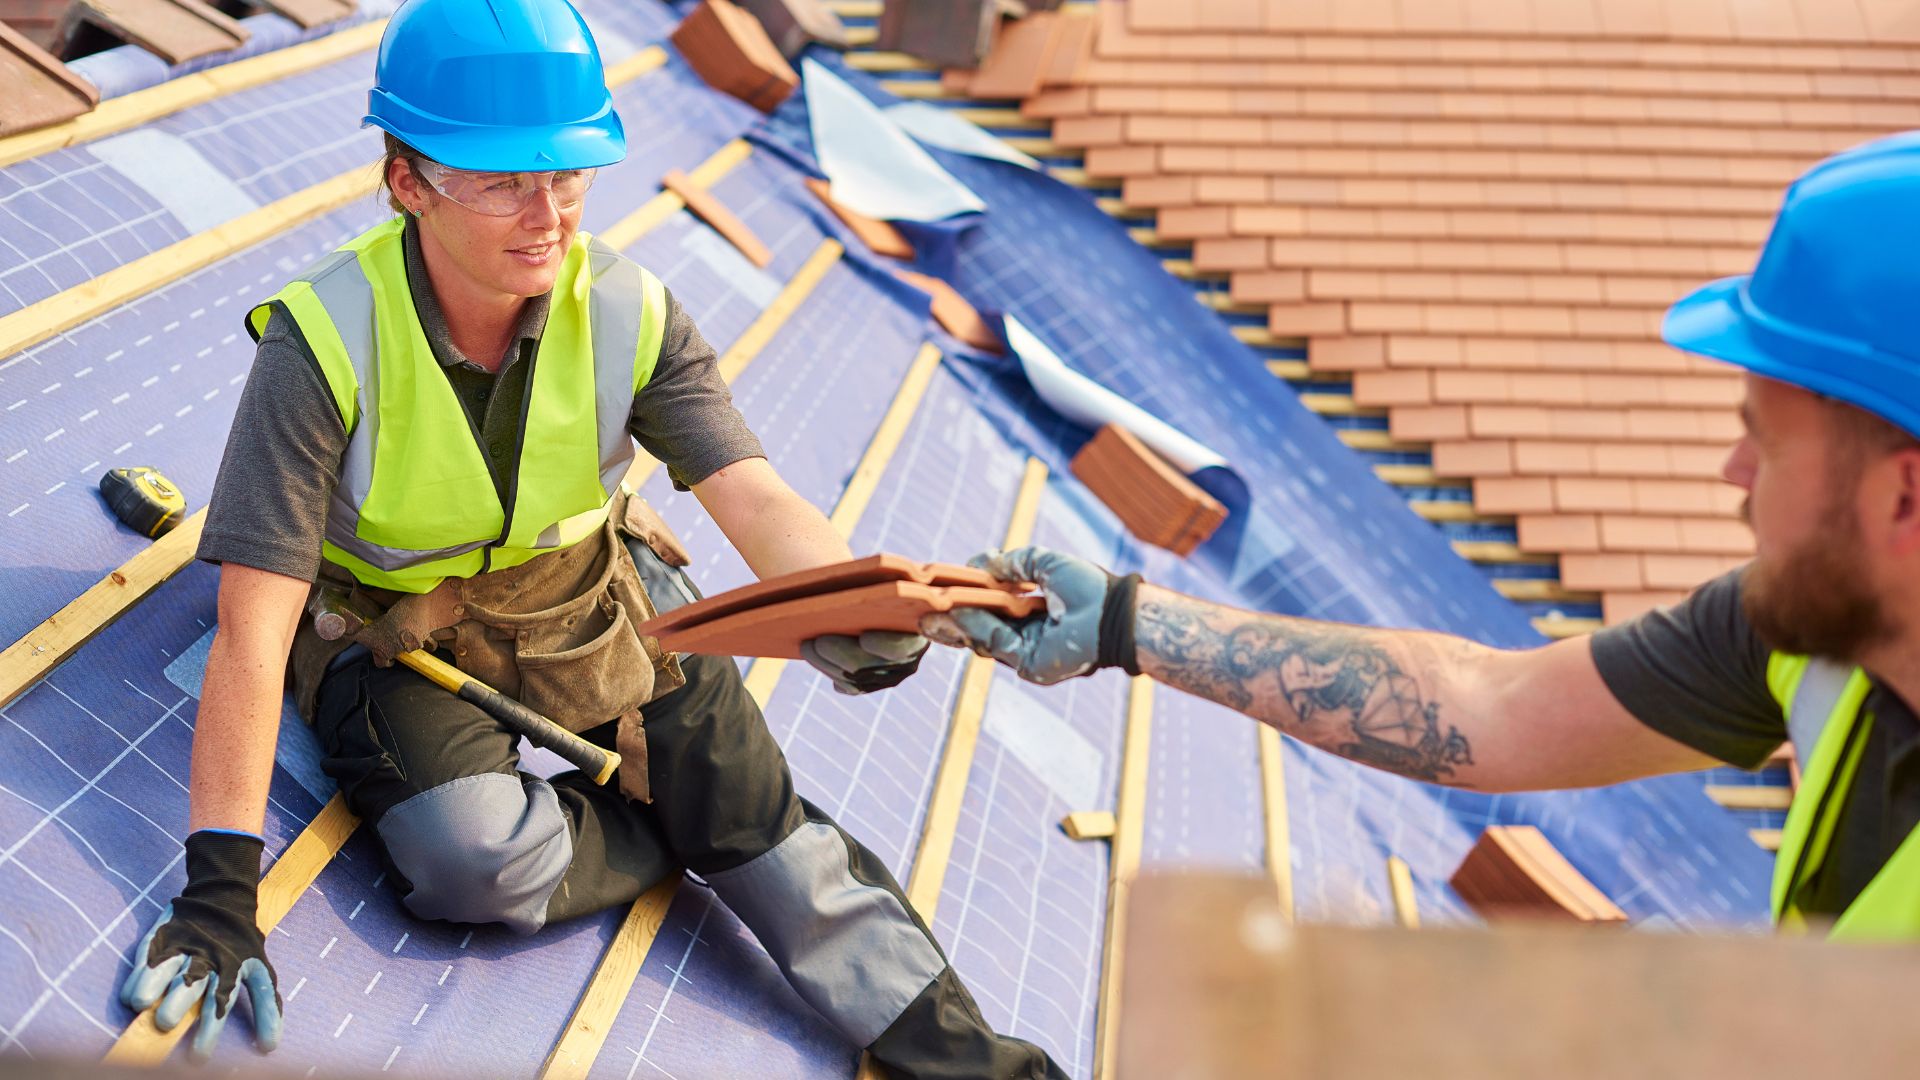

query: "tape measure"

left=100, top=466, right=185, bottom=538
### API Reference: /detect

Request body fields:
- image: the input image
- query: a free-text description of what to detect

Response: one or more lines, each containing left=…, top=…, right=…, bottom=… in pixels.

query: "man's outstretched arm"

left=925, top=547, right=1717, bottom=793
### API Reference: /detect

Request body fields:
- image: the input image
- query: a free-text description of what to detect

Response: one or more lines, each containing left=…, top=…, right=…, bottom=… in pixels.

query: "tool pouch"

left=289, top=490, right=691, bottom=803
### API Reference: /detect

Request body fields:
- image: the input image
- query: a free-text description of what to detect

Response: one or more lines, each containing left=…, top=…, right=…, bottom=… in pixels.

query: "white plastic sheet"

left=802, top=57, right=986, bottom=221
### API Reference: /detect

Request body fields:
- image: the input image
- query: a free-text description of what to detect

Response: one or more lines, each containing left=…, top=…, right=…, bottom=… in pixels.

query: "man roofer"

left=930, top=132, right=1920, bottom=940
left=118, top=0, right=1066, bottom=1074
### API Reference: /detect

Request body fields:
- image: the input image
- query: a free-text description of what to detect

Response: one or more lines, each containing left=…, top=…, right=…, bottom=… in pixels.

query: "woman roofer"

left=118, top=1, right=1066, bottom=1074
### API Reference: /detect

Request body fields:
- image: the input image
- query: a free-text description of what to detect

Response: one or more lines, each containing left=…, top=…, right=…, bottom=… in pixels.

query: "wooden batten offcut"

left=661, top=168, right=773, bottom=267
left=1062, top=810, right=1117, bottom=841
left=805, top=177, right=914, bottom=259
left=896, top=269, right=1003, bottom=352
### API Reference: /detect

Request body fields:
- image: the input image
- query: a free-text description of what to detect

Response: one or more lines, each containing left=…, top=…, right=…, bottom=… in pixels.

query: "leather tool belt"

left=290, top=490, right=690, bottom=802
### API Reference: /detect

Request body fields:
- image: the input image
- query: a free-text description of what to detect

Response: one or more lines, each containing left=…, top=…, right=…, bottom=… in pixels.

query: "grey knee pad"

left=704, top=821, right=945, bottom=1047
left=375, top=773, right=573, bottom=934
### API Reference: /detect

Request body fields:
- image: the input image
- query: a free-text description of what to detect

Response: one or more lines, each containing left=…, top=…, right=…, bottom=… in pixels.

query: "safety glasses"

left=415, top=160, right=598, bottom=217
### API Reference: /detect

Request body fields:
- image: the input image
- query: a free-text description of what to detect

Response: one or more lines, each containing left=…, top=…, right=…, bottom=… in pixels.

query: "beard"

left=1741, top=495, right=1897, bottom=662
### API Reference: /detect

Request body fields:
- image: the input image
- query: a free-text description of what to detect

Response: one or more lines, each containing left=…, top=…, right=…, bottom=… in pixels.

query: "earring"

left=411, top=208, right=423, bottom=218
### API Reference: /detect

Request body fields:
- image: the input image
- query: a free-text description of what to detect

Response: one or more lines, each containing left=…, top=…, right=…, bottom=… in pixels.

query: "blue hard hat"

left=364, top=0, right=625, bottom=172
left=1663, top=130, right=1920, bottom=439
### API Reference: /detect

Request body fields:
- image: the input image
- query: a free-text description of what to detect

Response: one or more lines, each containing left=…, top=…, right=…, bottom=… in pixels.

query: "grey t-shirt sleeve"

left=196, top=306, right=345, bottom=582
left=630, top=289, right=766, bottom=491
left=1588, top=566, right=1786, bottom=769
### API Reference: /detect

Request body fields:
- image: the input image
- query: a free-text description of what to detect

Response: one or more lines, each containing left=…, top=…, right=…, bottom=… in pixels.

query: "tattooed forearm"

left=1135, top=590, right=1475, bottom=784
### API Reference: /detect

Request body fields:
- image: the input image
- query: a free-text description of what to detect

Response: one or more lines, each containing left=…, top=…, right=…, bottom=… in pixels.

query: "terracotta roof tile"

left=1020, top=86, right=1093, bottom=118
left=1043, top=11, right=1098, bottom=86
left=1027, top=2, right=1920, bottom=617
left=1307, top=335, right=1390, bottom=370
left=1431, top=440, right=1516, bottom=476
left=1266, top=300, right=1348, bottom=335
left=1516, top=513, right=1603, bottom=552
left=1154, top=206, right=1233, bottom=238
left=1511, top=440, right=1595, bottom=474
left=1229, top=268, right=1308, bottom=302
left=1598, top=514, right=1684, bottom=552
left=656, top=583, right=1043, bottom=659
left=1193, top=237, right=1270, bottom=272
left=1475, top=476, right=1556, bottom=514
left=1119, top=175, right=1196, bottom=207
left=1084, top=144, right=1162, bottom=177
left=1390, top=405, right=1472, bottom=441
left=1561, top=553, right=1645, bottom=591
left=970, top=11, right=1065, bottom=100
left=1643, top=553, right=1748, bottom=589
left=1555, top=477, right=1639, bottom=513
left=1352, top=370, right=1433, bottom=407
left=0, top=21, right=98, bottom=137
left=1051, top=115, right=1127, bottom=147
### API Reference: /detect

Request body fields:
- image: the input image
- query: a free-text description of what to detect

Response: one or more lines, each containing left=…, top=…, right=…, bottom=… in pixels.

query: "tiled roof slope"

left=972, top=0, right=1920, bottom=623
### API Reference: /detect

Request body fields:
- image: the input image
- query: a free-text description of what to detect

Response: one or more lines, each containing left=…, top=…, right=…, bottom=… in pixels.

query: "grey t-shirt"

left=1591, top=568, right=1920, bottom=917
left=198, top=221, right=764, bottom=583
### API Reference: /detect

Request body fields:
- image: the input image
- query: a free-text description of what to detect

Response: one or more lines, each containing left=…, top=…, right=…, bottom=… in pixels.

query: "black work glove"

left=121, top=830, right=282, bottom=1061
left=801, top=631, right=930, bottom=695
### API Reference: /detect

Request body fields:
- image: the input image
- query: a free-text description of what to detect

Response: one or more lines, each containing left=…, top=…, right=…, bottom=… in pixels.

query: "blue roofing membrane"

left=0, top=7, right=1774, bottom=1076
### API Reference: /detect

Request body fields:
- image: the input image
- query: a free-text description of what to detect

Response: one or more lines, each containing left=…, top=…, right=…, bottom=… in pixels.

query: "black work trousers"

left=314, top=648, right=1065, bottom=1080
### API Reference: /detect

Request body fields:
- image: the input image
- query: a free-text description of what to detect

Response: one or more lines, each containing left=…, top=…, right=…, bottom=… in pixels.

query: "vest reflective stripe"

left=1766, top=653, right=1920, bottom=939
left=246, top=217, right=666, bottom=592
left=1783, top=658, right=1857, bottom=773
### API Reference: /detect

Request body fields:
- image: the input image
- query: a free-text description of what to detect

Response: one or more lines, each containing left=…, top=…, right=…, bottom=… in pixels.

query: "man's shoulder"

left=1590, top=564, right=1786, bottom=769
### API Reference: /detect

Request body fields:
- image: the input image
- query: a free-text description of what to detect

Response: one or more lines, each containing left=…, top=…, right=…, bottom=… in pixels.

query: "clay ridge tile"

left=652, top=583, right=1045, bottom=659
left=637, top=554, right=1025, bottom=641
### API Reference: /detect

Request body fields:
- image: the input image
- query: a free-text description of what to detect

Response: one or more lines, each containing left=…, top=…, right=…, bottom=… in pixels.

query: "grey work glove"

left=121, top=830, right=282, bottom=1062
left=919, top=546, right=1141, bottom=686
left=801, top=630, right=930, bottom=695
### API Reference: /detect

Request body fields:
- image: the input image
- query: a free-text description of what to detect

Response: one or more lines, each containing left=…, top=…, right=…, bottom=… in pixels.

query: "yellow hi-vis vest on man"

left=246, top=217, right=668, bottom=593
left=1768, top=654, right=1920, bottom=939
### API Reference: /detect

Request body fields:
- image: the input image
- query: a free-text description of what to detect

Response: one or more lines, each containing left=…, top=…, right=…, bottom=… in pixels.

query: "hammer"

left=310, top=588, right=622, bottom=786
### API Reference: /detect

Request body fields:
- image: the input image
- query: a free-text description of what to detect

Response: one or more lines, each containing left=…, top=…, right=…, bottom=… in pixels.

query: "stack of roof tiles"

left=1451, top=824, right=1628, bottom=924
left=960, top=0, right=1920, bottom=622
left=1071, top=423, right=1228, bottom=556
left=671, top=0, right=799, bottom=113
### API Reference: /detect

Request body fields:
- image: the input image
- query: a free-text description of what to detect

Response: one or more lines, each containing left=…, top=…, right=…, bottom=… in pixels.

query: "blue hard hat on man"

left=363, top=0, right=625, bottom=171
left=1664, top=131, right=1920, bottom=437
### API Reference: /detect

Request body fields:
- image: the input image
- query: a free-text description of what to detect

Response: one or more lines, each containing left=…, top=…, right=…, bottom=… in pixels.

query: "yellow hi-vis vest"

left=246, top=217, right=668, bottom=593
left=1767, top=654, right=1920, bottom=939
